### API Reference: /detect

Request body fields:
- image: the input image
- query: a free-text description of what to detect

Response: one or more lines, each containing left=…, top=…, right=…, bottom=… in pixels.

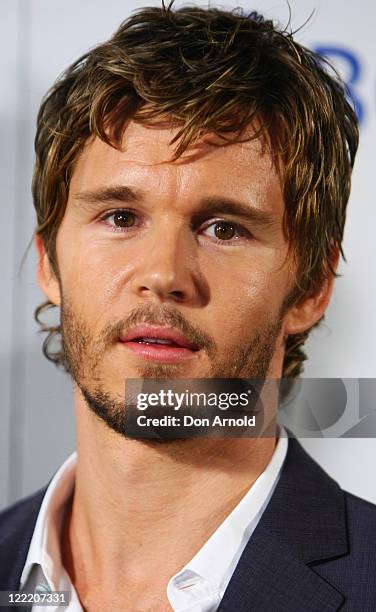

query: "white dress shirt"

left=20, top=428, right=288, bottom=611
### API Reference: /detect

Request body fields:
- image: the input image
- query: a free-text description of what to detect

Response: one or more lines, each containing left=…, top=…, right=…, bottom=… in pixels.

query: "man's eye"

left=112, top=211, right=136, bottom=228
left=100, top=209, right=137, bottom=230
left=213, top=222, right=236, bottom=240
left=202, top=221, right=245, bottom=242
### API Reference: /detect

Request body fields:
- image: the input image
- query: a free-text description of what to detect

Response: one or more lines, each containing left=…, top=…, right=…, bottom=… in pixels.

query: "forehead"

left=69, top=121, right=283, bottom=215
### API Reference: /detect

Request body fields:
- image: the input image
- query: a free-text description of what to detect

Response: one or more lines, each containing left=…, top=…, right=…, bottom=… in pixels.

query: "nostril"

left=137, top=285, right=186, bottom=301
left=170, top=290, right=185, bottom=301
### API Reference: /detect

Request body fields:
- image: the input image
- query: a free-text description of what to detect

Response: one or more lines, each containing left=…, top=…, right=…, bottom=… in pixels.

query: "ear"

left=282, top=248, right=339, bottom=336
left=35, top=234, right=61, bottom=306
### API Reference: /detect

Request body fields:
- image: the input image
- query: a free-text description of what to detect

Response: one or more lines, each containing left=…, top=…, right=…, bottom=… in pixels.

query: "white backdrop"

left=1, top=0, right=375, bottom=510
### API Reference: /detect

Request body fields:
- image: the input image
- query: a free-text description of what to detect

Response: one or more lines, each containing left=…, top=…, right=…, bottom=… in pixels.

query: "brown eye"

left=214, top=222, right=236, bottom=240
left=113, top=211, right=135, bottom=228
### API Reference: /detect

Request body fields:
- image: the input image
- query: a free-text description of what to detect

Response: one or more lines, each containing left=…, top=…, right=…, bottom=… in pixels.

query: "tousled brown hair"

left=33, top=3, right=359, bottom=381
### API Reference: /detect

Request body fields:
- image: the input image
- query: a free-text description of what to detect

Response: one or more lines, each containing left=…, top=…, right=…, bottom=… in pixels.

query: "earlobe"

left=34, top=234, right=61, bottom=306
left=283, top=249, right=339, bottom=337
left=283, top=282, right=330, bottom=336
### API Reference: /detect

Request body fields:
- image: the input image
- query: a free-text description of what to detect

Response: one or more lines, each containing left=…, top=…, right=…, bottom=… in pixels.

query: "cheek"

left=204, top=256, right=285, bottom=339
left=56, top=230, right=134, bottom=319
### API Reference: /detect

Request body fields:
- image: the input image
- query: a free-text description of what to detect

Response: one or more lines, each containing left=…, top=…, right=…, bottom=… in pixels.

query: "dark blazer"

left=1, top=438, right=376, bottom=611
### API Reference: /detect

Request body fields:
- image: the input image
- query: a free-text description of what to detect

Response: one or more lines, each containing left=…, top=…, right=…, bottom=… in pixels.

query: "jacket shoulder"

left=345, top=489, right=376, bottom=514
left=344, top=489, right=376, bottom=545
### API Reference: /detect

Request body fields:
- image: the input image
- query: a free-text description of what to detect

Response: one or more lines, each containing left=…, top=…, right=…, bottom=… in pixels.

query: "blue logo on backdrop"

left=313, top=45, right=364, bottom=124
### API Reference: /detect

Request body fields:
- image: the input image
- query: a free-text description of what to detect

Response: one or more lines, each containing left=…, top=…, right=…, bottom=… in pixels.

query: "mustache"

left=101, top=303, right=216, bottom=357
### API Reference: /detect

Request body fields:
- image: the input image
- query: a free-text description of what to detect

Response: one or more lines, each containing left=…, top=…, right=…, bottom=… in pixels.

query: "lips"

left=118, top=325, right=200, bottom=363
left=120, top=325, right=199, bottom=350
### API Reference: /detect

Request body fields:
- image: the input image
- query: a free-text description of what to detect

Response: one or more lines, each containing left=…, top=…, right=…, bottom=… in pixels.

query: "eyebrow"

left=73, top=185, right=277, bottom=229
left=191, top=197, right=277, bottom=229
left=73, top=185, right=143, bottom=207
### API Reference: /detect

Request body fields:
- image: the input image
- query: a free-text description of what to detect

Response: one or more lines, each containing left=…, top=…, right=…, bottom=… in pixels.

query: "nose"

left=131, top=223, right=206, bottom=305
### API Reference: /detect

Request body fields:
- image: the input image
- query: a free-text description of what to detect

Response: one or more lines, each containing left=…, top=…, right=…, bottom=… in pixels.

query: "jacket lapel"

left=218, top=437, right=348, bottom=611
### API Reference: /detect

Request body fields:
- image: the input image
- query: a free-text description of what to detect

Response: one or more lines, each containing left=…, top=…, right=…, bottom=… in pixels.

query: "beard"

left=60, top=298, right=285, bottom=440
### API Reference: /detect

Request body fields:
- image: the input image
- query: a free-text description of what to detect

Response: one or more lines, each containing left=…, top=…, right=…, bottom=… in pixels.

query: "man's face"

left=48, top=122, right=295, bottom=434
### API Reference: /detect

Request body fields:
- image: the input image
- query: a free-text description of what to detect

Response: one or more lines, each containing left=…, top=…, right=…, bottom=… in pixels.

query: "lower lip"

left=119, top=341, right=198, bottom=363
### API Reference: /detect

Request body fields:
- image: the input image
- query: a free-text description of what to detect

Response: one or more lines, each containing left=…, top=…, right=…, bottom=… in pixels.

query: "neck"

left=62, top=389, right=278, bottom=602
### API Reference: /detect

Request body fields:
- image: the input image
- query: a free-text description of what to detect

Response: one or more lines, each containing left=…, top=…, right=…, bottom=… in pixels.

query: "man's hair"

left=33, top=3, right=359, bottom=382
